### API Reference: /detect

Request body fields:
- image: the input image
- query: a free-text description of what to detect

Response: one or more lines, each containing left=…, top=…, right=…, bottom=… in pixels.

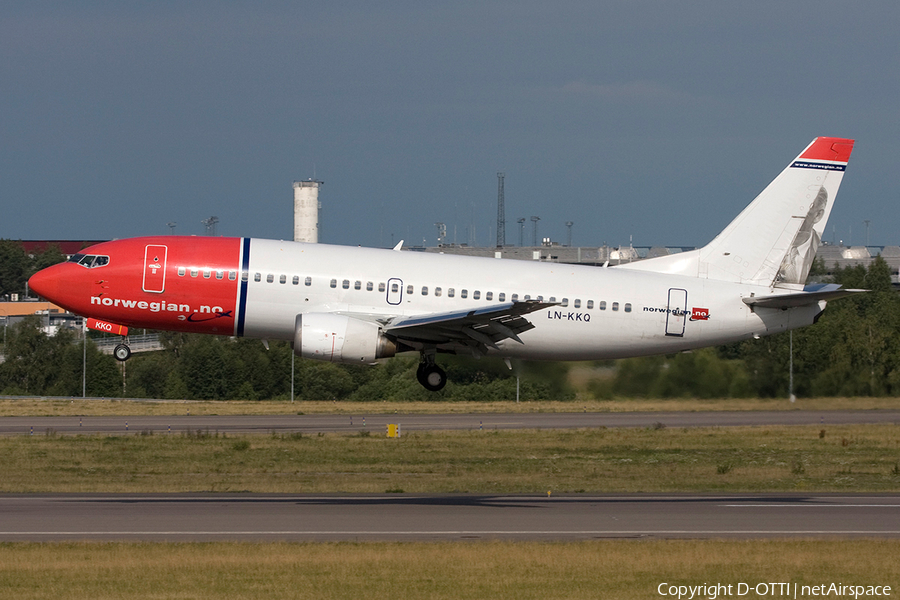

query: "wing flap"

left=384, top=300, right=554, bottom=351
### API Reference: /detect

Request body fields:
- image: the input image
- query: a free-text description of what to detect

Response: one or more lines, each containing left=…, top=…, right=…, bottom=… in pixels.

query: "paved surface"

left=1, top=494, right=899, bottom=541
left=1, top=410, right=899, bottom=436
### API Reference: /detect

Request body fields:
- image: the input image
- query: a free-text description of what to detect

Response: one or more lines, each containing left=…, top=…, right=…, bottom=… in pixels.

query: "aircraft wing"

left=742, top=284, right=866, bottom=309
left=382, top=300, right=554, bottom=354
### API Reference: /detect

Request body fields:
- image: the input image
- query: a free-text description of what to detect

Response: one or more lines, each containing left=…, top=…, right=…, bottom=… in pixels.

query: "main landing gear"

left=416, top=353, right=447, bottom=392
left=113, top=343, right=131, bottom=362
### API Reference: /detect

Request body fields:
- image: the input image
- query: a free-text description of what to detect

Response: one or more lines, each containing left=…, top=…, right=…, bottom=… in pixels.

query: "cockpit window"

left=69, top=254, right=110, bottom=268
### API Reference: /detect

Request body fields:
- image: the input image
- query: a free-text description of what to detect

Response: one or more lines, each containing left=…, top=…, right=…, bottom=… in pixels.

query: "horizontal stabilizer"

left=742, top=284, right=866, bottom=309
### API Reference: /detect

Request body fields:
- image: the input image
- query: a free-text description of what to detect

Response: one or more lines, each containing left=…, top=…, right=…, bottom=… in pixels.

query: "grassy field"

left=1, top=396, right=899, bottom=417
left=0, top=540, right=897, bottom=600
left=2, top=424, right=899, bottom=493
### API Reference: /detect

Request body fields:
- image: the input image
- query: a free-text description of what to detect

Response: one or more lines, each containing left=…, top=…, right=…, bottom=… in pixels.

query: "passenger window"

left=178, top=267, right=185, bottom=277
left=574, top=299, right=581, bottom=308
left=485, top=292, right=492, bottom=301
left=216, top=271, right=224, bottom=280
left=561, top=298, right=568, bottom=307
left=421, top=286, right=428, bottom=295
left=279, top=274, right=286, bottom=284
left=379, top=283, right=386, bottom=292
left=330, top=279, right=337, bottom=288
left=524, top=295, right=531, bottom=301
left=473, top=290, right=480, bottom=300
left=498, top=293, right=506, bottom=301
left=537, top=295, right=543, bottom=302
left=254, top=273, right=261, bottom=282
left=229, top=271, right=237, bottom=281
left=266, top=274, right=274, bottom=283
left=599, top=301, right=607, bottom=310
left=292, top=276, right=299, bottom=285
left=343, top=280, right=350, bottom=289
left=461, top=289, right=468, bottom=299
left=448, top=288, right=455, bottom=298
left=511, top=294, right=518, bottom=301
left=549, top=296, right=556, bottom=303
left=624, top=303, right=632, bottom=312
left=435, top=287, right=442, bottom=297
left=612, top=302, right=619, bottom=311
left=354, top=281, right=361, bottom=290
left=366, top=281, right=373, bottom=291
left=391, top=283, right=399, bottom=293
left=587, top=300, right=594, bottom=309
left=191, top=269, right=199, bottom=278
left=204, top=270, right=211, bottom=279
left=241, top=272, right=249, bottom=282
left=305, top=277, right=312, bottom=286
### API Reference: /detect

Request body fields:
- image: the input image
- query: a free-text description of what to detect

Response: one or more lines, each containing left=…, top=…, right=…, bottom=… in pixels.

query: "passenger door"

left=142, top=244, right=168, bottom=293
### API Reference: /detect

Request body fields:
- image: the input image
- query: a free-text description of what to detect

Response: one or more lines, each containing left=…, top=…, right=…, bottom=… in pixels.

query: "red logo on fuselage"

left=691, top=307, right=710, bottom=321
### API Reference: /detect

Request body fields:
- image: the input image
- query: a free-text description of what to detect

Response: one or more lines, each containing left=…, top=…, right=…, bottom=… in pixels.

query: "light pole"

left=82, top=319, right=87, bottom=398
left=789, top=330, right=795, bottom=403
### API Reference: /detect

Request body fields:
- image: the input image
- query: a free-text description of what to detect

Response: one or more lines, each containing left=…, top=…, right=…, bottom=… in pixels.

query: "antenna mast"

left=496, top=172, right=505, bottom=248
left=201, top=216, right=219, bottom=236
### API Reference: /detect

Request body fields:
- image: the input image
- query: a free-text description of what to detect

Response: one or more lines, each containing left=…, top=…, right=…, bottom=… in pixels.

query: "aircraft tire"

left=113, top=344, right=132, bottom=362
left=417, top=364, right=447, bottom=392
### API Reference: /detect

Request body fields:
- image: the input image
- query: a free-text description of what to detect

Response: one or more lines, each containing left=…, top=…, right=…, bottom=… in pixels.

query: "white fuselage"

left=241, top=239, right=821, bottom=360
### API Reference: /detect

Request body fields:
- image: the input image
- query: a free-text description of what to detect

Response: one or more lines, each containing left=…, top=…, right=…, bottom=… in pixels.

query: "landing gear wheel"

left=416, top=363, right=447, bottom=392
left=113, top=344, right=132, bottom=362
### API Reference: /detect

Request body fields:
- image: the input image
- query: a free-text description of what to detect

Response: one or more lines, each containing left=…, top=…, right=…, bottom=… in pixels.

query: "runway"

left=1, top=410, right=898, bottom=436
left=1, top=494, right=899, bottom=541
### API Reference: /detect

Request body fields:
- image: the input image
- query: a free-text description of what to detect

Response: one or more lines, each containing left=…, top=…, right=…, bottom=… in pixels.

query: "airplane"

left=28, top=137, right=859, bottom=391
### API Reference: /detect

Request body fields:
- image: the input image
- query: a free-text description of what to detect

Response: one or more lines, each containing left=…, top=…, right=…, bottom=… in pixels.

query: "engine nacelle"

left=293, top=313, right=396, bottom=364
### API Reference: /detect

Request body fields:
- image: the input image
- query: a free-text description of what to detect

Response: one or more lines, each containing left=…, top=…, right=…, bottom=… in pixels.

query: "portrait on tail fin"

left=775, top=185, right=828, bottom=285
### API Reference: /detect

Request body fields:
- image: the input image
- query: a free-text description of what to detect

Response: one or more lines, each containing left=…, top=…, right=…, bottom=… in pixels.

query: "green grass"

left=2, top=424, right=899, bottom=493
left=0, top=540, right=897, bottom=600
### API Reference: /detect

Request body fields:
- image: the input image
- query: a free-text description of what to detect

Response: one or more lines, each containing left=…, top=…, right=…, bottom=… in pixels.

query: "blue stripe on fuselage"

left=236, top=237, right=250, bottom=337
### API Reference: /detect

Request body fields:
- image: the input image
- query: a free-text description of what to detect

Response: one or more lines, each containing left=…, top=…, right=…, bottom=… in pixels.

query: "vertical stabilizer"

left=620, top=137, right=855, bottom=287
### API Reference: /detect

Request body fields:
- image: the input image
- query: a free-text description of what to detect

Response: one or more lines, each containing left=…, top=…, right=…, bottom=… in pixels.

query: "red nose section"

left=28, top=264, right=63, bottom=302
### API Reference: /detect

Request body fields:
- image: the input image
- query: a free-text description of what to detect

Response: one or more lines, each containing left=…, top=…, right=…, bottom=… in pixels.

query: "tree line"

left=0, top=320, right=573, bottom=401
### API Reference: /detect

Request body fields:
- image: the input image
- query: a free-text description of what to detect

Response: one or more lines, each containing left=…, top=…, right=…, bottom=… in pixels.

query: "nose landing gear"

left=113, top=342, right=131, bottom=362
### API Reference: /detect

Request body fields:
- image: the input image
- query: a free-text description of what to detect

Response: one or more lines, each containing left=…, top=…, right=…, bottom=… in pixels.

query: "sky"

left=2, top=2, right=898, bottom=249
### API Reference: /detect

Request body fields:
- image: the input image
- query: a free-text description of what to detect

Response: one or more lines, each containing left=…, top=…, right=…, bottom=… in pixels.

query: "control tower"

left=293, top=180, right=322, bottom=243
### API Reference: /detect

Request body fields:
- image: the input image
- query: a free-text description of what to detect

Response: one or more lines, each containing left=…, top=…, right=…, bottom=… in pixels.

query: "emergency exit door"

left=386, top=278, right=403, bottom=305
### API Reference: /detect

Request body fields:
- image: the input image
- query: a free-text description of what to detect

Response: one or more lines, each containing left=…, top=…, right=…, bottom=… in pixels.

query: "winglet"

left=393, top=240, right=404, bottom=251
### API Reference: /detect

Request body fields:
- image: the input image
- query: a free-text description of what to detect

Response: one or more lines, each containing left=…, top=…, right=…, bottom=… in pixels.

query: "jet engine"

left=293, top=313, right=396, bottom=364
